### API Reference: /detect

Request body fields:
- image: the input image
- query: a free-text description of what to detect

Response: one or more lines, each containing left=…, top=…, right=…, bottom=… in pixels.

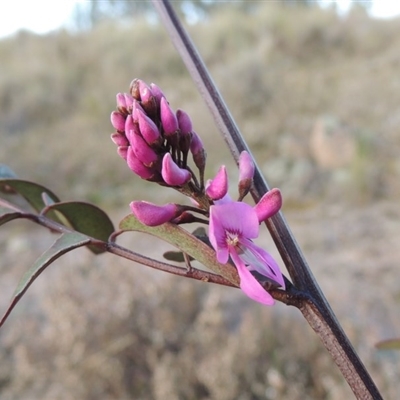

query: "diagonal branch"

left=151, top=1, right=383, bottom=399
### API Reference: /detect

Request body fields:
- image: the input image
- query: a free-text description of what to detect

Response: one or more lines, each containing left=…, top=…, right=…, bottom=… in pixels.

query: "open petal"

left=241, top=239, right=285, bottom=289
left=210, top=202, right=259, bottom=240
left=230, top=250, right=275, bottom=305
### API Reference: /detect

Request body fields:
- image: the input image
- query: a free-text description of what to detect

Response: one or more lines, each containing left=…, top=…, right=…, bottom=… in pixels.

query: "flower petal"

left=230, top=250, right=275, bottom=305
left=210, top=202, right=259, bottom=240
left=240, top=238, right=285, bottom=288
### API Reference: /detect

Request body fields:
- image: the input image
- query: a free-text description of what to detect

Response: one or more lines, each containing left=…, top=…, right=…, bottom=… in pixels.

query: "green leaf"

left=163, top=227, right=211, bottom=263
left=119, top=214, right=239, bottom=285
left=0, top=232, right=91, bottom=328
left=44, top=201, right=115, bottom=254
left=376, top=338, right=400, bottom=350
left=0, top=179, right=62, bottom=222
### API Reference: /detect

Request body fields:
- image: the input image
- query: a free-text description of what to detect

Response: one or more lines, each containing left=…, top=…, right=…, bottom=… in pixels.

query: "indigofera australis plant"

left=0, top=1, right=391, bottom=398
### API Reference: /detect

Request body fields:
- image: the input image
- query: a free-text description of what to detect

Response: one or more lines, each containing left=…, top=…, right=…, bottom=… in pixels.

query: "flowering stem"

left=151, top=1, right=382, bottom=398
left=7, top=209, right=236, bottom=289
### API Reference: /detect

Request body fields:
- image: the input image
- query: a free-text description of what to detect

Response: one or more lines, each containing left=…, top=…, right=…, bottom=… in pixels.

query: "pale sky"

left=0, top=1, right=399, bottom=39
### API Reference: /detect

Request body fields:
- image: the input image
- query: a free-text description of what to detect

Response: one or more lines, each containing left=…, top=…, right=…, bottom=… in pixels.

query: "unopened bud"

left=190, top=131, right=207, bottom=174
left=130, top=201, right=182, bottom=227
left=176, top=109, right=192, bottom=135
left=161, top=153, right=191, bottom=186
left=139, top=80, right=157, bottom=116
left=130, top=132, right=159, bottom=166
left=206, top=165, right=228, bottom=201
left=238, top=151, right=255, bottom=200
left=160, top=97, right=179, bottom=136
left=111, top=132, right=129, bottom=147
left=117, top=146, right=129, bottom=160
left=254, top=188, right=282, bottom=223
left=127, top=147, right=156, bottom=180
left=150, top=82, right=165, bottom=105
left=137, top=109, right=161, bottom=146
left=111, top=111, right=125, bottom=132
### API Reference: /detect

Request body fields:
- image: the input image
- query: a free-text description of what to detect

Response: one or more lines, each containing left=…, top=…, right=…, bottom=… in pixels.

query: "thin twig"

left=151, top=1, right=383, bottom=398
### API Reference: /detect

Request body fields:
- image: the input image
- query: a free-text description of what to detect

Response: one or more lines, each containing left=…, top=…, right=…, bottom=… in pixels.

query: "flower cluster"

left=110, top=79, right=206, bottom=191
left=111, top=79, right=285, bottom=305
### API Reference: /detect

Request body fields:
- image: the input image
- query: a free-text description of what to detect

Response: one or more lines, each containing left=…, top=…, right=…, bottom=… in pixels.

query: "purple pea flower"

left=209, top=197, right=284, bottom=305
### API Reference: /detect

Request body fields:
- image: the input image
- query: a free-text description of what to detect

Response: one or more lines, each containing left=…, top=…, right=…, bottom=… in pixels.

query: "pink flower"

left=209, top=200, right=284, bottom=305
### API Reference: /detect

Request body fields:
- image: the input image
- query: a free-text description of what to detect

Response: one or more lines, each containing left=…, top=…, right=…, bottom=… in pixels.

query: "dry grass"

left=1, top=3, right=400, bottom=399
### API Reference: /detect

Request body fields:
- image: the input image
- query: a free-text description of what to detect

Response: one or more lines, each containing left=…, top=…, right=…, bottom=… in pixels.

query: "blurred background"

left=1, top=1, right=400, bottom=398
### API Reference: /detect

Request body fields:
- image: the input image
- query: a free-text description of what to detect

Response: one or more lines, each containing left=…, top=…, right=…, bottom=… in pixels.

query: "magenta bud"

left=124, top=93, right=134, bottom=111
left=127, top=147, right=155, bottom=180
left=238, top=151, right=255, bottom=200
left=161, top=153, right=191, bottom=186
left=124, top=114, right=141, bottom=144
left=131, top=100, right=144, bottom=121
left=239, top=151, right=255, bottom=182
left=130, top=132, right=158, bottom=166
left=150, top=82, right=165, bottom=104
left=138, top=80, right=152, bottom=101
left=111, top=111, right=126, bottom=132
left=137, top=109, right=161, bottom=146
left=130, top=201, right=181, bottom=227
left=190, top=131, right=207, bottom=172
left=176, top=109, right=192, bottom=135
left=139, top=80, right=157, bottom=116
left=254, top=188, right=282, bottom=223
left=206, top=165, right=228, bottom=200
left=117, top=146, right=128, bottom=160
left=116, top=93, right=127, bottom=110
left=160, top=97, right=179, bottom=136
left=111, top=132, right=129, bottom=147
left=190, top=131, right=204, bottom=155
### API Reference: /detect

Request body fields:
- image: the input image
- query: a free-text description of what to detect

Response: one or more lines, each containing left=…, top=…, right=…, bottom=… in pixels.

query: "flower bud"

left=254, top=188, right=282, bottom=223
left=116, top=93, right=127, bottom=112
left=130, top=132, right=158, bottom=166
left=125, top=115, right=141, bottom=144
left=206, top=165, right=228, bottom=200
left=117, top=146, right=128, bottom=160
left=127, top=147, right=155, bottom=180
left=110, top=111, right=125, bottom=132
left=238, top=151, right=255, bottom=200
left=176, top=109, right=192, bottom=135
left=190, top=131, right=207, bottom=174
left=137, top=108, right=161, bottom=146
left=130, top=201, right=182, bottom=227
left=111, top=132, right=129, bottom=147
left=239, top=151, right=254, bottom=181
left=139, top=80, right=157, bottom=117
left=161, top=153, right=191, bottom=186
left=160, top=97, right=179, bottom=136
left=150, top=82, right=165, bottom=105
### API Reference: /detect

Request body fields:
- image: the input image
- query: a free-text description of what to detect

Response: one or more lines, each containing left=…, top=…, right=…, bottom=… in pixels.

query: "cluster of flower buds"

left=110, top=79, right=206, bottom=192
